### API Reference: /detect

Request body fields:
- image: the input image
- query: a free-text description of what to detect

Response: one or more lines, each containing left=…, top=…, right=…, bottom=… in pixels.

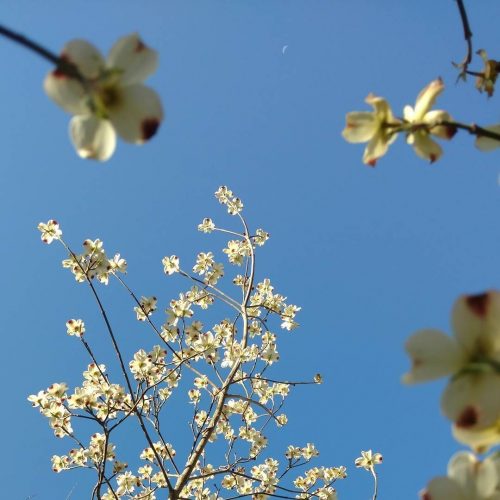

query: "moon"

left=282, top=45, right=288, bottom=55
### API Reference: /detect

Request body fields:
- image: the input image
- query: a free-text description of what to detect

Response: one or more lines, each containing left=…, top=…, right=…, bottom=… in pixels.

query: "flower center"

left=86, top=70, right=123, bottom=118
left=98, top=85, right=121, bottom=110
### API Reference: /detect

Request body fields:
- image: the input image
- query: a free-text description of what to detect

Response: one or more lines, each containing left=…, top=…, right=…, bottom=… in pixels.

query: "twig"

left=0, top=24, right=85, bottom=82
left=453, top=0, right=473, bottom=78
left=440, top=120, right=500, bottom=142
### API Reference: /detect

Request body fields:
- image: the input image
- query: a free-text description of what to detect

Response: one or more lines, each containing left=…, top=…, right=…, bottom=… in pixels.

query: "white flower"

left=38, top=219, right=62, bottom=244
left=355, top=450, right=383, bottom=471
left=342, top=93, right=400, bottom=166
left=404, top=291, right=500, bottom=451
left=403, top=78, right=456, bottom=163
left=45, top=33, right=163, bottom=161
left=162, top=255, right=180, bottom=275
left=421, top=451, right=500, bottom=500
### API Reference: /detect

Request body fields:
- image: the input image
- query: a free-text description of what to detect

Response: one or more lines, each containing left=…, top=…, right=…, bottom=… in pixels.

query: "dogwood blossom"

left=403, top=78, right=456, bottom=162
left=404, top=291, right=500, bottom=450
left=342, top=93, right=401, bottom=166
left=134, top=296, right=157, bottom=321
left=66, top=319, right=85, bottom=337
left=355, top=450, right=383, bottom=471
left=38, top=219, right=62, bottom=244
left=421, top=451, right=500, bottom=500
left=44, top=33, right=163, bottom=161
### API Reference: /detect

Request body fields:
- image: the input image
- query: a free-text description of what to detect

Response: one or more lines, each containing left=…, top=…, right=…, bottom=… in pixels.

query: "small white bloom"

left=38, top=219, right=62, bottom=244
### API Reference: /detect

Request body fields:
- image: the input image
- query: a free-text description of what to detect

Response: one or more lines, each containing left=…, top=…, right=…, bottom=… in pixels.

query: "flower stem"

left=0, top=24, right=84, bottom=82
left=371, top=467, right=378, bottom=500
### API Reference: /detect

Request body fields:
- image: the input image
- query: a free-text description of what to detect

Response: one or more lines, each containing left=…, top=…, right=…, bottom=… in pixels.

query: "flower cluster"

left=28, top=382, right=72, bottom=438
left=342, top=79, right=456, bottom=165
left=60, top=237, right=127, bottom=284
left=45, top=33, right=163, bottom=161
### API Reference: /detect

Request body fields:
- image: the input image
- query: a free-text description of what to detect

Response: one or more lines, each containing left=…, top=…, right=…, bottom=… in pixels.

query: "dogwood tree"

left=0, top=0, right=498, bottom=498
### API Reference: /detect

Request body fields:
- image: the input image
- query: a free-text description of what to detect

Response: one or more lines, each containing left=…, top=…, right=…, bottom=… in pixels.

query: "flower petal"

left=448, top=451, right=498, bottom=497
left=424, top=110, right=456, bottom=140
left=452, top=291, right=500, bottom=359
left=413, top=79, right=444, bottom=121
left=365, top=93, right=396, bottom=123
left=44, top=72, right=88, bottom=115
left=342, top=112, right=378, bottom=143
left=453, top=422, right=500, bottom=454
left=403, top=105, right=415, bottom=122
left=109, top=85, right=163, bottom=143
left=423, top=477, right=466, bottom=500
left=70, top=115, right=116, bottom=161
left=403, top=329, right=465, bottom=384
left=363, top=131, right=391, bottom=166
left=475, top=125, right=500, bottom=152
left=107, top=33, right=158, bottom=85
left=60, top=39, right=105, bottom=80
left=442, top=372, right=500, bottom=429
left=408, top=131, right=443, bottom=163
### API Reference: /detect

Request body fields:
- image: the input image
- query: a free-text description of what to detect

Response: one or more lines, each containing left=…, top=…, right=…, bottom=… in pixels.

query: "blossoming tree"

left=1, top=0, right=499, bottom=498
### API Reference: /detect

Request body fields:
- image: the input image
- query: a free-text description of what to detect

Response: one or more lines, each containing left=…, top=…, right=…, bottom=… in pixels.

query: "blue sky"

left=2, top=1, right=500, bottom=498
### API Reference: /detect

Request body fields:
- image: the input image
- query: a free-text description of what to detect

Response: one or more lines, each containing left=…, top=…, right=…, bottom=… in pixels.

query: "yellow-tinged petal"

left=107, top=33, right=159, bottom=86
left=403, top=329, right=465, bottom=384
left=452, top=291, right=500, bottom=360
left=69, top=115, right=116, bottom=161
left=424, top=110, right=456, bottom=140
left=453, top=421, right=500, bottom=454
left=413, top=78, right=444, bottom=121
left=108, top=85, right=163, bottom=143
left=475, top=125, right=500, bottom=152
left=407, top=131, right=443, bottom=163
left=448, top=451, right=498, bottom=498
left=342, top=112, right=378, bottom=143
left=363, top=132, right=391, bottom=166
left=60, top=39, right=105, bottom=80
left=442, top=372, right=500, bottom=430
left=44, top=73, right=87, bottom=115
left=403, top=104, right=415, bottom=122
left=423, top=477, right=467, bottom=500
left=365, top=93, right=394, bottom=120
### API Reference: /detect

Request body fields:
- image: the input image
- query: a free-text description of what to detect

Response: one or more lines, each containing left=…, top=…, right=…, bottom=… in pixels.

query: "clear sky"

left=2, top=1, right=500, bottom=498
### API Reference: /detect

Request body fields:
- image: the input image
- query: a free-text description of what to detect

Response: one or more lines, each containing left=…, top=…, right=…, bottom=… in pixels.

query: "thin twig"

left=453, top=0, right=473, bottom=78
left=440, top=120, right=500, bottom=142
left=59, top=240, right=175, bottom=495
left=0, top=24, right=85, bottom=82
